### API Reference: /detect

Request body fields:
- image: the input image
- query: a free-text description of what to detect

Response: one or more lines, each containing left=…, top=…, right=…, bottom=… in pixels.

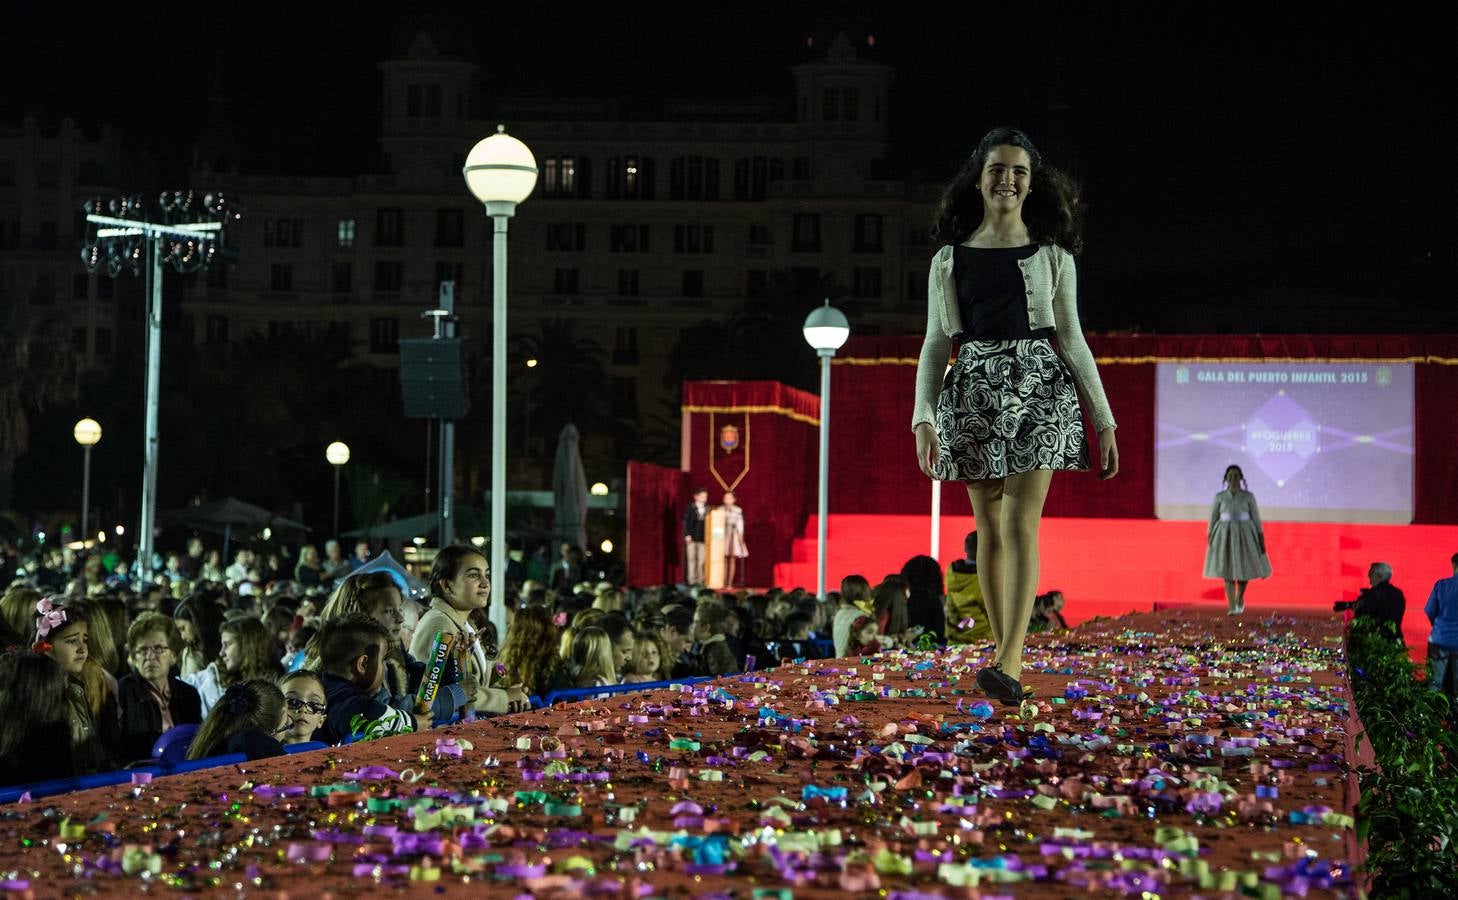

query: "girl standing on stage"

left=1203, top=464, right=1271, bottom=614
left=912, top=127, right=1118, bottom=705
left=720, top=491, right=748, bottom=587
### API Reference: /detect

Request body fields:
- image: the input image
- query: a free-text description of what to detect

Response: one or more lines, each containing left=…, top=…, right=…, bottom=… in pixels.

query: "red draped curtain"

left=831, top=333, right=1458, bottom=523
left=626, top=461, right=688, bottom=587
left=627, top=335, right=1458, bottom=586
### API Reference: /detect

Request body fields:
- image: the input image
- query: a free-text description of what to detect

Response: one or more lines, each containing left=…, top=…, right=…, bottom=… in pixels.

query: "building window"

left=434, top=209, right=464, bottom=247
left=613, top=327, right=639, bottom=365
left=747, top=224, right=770, bottom=246
left=822, top=87, right=839, bottom=121
left=553, top=268, right=579, bottom=294
left=610, top=224, right=650, bottom=252
left=821, top=86, right=859, bottom=122
left=337, top=218, right=356, bottom=247
left=905, top=271, right=928, bottom=305
left=374, top=261, right=404, bottom=292
left=542, top=156, right=593, bottom=198
left=97, top=275, right=115, bottom=299
left=617, top=269, right=639, bottom=296
left=369, top=318, right=400, bottom=354
left=669, top=156, right=720, bottom=200
left=607, top=155, right=654, bottom=199
left=854, top=214, right=883, bottom=252
left=611, top=377, right=638, bottom=417
left=907, top=227, right=929, bottom=246
left=434, top=262, right=464, bottom=291
left=792, top=157, right=811, bottom=180
left=681, top=270, right=704, bottom=297
left=206, top=315, right=229, bottom=344
left=264, top=218, right=303, bottom=248
left=673, top=224, right=714, bottom=254
left=376, top=208, right=404, bottom=247
left=545, top=223, right=587, bottom=252
left=73, top=274, right=89, bottom=301
left=733, top=156, right=786, bottom=201
left=94, top=327, right=112, bottom=355
left=852, top=267, right=882, bottom=299
left=332, top=262, right=352, bottom=293
left=407, top=84, right=442, bottom=117
left=29, top=270, right=54, bottom=305
left=38, top=222, right=57, bottom=250
left=268, top=321, right=295, bottom=340
left=270, top=264, right=293, bottom=291
left=746, top=269, right=768, bottom=299
left=73, top=328, right=87, bottom=353
left=791, top=214, right=821, bottom=252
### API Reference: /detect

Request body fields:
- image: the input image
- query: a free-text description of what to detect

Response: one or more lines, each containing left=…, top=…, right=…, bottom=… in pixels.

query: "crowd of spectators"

left=0, top=529, right=1077, bottom=790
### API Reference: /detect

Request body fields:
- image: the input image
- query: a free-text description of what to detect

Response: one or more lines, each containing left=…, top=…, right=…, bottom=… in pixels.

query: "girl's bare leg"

left=966, top=479, right=1006, bottom=652
left=992, top=469, right=1054, bottom=681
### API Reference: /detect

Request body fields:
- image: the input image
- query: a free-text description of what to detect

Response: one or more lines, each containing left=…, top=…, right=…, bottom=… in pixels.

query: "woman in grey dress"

left=1203, top=465, right=1272, bottom=615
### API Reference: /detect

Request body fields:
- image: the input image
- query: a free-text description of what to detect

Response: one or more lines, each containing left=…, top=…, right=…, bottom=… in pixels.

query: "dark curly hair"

left=929, top=126, right=1084, bottom=255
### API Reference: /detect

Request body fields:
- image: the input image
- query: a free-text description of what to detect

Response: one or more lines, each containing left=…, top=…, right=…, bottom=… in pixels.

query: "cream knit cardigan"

left=911, top=243, right=1116, bottom=434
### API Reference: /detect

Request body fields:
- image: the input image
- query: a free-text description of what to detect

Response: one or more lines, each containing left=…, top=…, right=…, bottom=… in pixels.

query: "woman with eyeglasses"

left=276, top=670, right=327, bottom=745
left=116, top=612, right=202, bottom=763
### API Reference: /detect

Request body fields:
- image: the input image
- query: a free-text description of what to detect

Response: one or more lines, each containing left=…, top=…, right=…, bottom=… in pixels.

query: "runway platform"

left=0, top=606, right=1362, bottom=898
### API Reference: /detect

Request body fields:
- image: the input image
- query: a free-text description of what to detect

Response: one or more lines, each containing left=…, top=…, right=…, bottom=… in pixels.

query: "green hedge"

left=1347, top=618, right=1458, bottom=897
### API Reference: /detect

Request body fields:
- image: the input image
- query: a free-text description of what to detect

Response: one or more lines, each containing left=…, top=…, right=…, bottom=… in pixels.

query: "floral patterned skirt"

left=933, top=339, right=1090, bottom=482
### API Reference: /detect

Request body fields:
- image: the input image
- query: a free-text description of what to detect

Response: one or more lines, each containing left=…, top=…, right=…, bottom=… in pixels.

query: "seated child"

left=568, top=626, right=618, bottom=689
left=186, top=680, right=290, bottom=761
left=777, top=613, right=825, bottom=661
left=33, top=597, right=114, bottom=773
left=277, top=670, right=328, bottom=746
left=312, top=613, right=416, bottom=744
left=0, top=652, right=77, bottom=785
left=622, top=628, right=670, bottom=683
left=848, top=616, right=885, bottom=656
left=691, top=602, right=740, bottom=677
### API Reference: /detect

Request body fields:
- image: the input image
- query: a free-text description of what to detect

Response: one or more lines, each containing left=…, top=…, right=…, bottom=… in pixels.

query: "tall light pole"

left=73, top=418, right=102, bottom=545
left=802, top=301, right=850, bottom=602
left=463, top=125, right=538, bottom=641
left=326, top=442, right=350, bottom=542
left=81, top=191, right=237, bottom=583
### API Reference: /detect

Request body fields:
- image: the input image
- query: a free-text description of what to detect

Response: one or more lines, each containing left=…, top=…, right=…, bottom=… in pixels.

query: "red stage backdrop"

left=664, top=381, right=821, bottom=586
left=831, top=333, right=1458, bottom=523
left=626, top=335, right=1458, bottom=587
left=625, top=461, right=688, bottom=588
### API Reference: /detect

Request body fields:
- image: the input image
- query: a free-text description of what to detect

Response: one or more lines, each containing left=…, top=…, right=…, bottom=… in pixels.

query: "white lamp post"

left=326, top=441, right=350, bottom=541
left=802, top=301, right=850, bottom=602
left=464, top=125, right=538, bottom=641
left=73, top=418, right=102, bottom=545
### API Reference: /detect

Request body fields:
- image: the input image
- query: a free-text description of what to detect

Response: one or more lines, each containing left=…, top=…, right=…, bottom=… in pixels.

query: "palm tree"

left=0, top=297, right=78, bottom=507
left=459, top=317, right=611, bottom=491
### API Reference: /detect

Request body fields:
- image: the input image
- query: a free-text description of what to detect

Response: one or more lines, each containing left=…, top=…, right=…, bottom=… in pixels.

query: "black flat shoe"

left=976, top=664, right=1026, bottom=706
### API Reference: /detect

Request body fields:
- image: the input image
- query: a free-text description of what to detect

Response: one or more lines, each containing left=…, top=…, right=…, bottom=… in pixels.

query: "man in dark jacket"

left=1334, top=561, right=1406, bottom=640
left=682, top=488, right=709, bottom=586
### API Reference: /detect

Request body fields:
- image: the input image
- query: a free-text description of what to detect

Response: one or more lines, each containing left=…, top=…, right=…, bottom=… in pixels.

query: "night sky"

left=6, top=1, right=1456, bottom=323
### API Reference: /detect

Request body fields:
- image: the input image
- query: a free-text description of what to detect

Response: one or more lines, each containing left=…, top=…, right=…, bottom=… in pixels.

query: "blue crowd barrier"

left=163, top=753, right=248, bottom=775
left=542, top=676, right=713, bottom=707
left=3, top=677, right=730, bottom=803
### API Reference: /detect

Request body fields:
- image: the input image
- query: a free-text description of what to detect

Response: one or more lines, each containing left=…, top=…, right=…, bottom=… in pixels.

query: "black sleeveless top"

left=952, top=244, right=1054, bottom=341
